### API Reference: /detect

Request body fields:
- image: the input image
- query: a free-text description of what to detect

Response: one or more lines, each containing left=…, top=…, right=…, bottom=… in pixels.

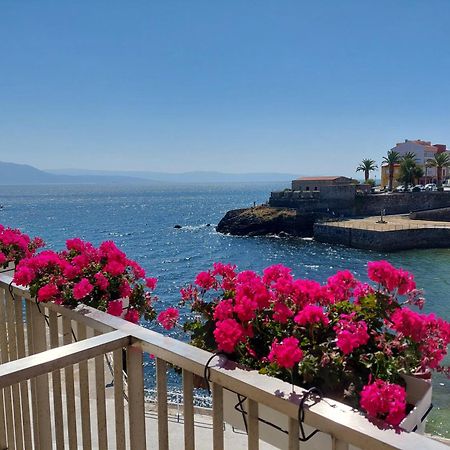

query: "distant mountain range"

left=0, top=161, right=298, bottom=185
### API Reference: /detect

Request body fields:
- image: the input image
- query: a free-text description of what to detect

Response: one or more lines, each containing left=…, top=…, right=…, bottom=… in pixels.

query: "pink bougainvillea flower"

left=294, top=304, right=329, bottom=326
left=195, top=271, right=217, bottom=290
left=268, top=337, right=303, bottom=369
left=360, top=379, right=406, bottom=427
left=145, top=277, right=158, bottom=290
left=158, top=307, right=179, bottom=330
left=37, top=283, right=60, bottom=302
left=272, top=302, right=294, bottom=324
left=73, top=278, right=94, bottom=300
left=124, top=309, right=140, bottom=324
left=213, top=318, right=245, bottom=353
left=334, top=313, right=369, bottom=355
left=94, top=272, right=109, bottom=290
left=107, top=299, right=123, bottom=317
left=213, top=299, right=234, bottom=321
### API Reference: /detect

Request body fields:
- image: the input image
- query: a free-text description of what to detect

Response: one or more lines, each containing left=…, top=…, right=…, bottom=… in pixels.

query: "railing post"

left=288, top=417, right=299, bottom=450
left=6, top=288, right=24, bottom=450
left=31, top=302, right=52, bottom=450
left=156, top=358, right=169, bottom=450
left=183, top=369, right=195, bottom=450
left=113, top=348, right=126, bottom=449
left=212, top=383, right=224, bottom=450
left=94, top=330, right=108, bottom=450
left=63, top=316, right=78, bottom=450
left=78, top=323, right=93, bottom=450
left=49, top=310, right=65, bottom=450
left=0, top=287, right=10, bottom=450
left=332, top=437, right=349, bottom=450
left=127, top=345, right=146, bottom=450
left=248, top=399, right=259, bottom=450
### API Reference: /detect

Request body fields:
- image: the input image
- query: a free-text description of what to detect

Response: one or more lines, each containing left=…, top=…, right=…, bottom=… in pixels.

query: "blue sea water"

left=1, top=183, right=449, bottom=436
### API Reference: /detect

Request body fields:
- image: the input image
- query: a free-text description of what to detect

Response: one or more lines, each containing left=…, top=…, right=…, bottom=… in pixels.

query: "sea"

left=1, top=183, right=449, bottom=437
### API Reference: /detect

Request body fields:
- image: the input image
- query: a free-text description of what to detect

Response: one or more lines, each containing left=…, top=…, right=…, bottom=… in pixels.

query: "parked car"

left=394, top=184, right=413, bottom=192
left=424, top=183, right=437, bottom=191
left=412, top=185, right=425, bottom=192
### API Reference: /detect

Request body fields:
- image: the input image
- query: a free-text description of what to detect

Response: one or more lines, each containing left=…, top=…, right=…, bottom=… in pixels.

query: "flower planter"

left=222, top=374, right=432, bottom=450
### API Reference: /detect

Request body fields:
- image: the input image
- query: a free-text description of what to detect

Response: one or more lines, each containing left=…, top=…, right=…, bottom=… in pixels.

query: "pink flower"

left=367, top=261, right=415, bottom=294
left=396, top=269, right=416, bottom=295
left=107, top=300, right=123, bottom=317
left=158, top=307, right=179, bottom=330
left=124, top=309, right=140, bottom=324
left=119, top=281, right=132, bottom=298
left=291, top=279, right=322, bottom=306
left=294, top=305, right=329, bottom=326
left=326, top=270, right=357, bottom=302
left=66, top=238, right=88, bottom=253
left=213, top=319, right=245, bottom=353
left=104, top=260, right=126, bottom=276
left=334, top=313, right=369, bottom=355
left=390, top=308, right=426, bottom=342
left=37, top=283, right=60, bottom=302
left=262, top=264, right=292, bottom=285
left=272, top=302, right=294, bottom=324
left=63, top=263, right=81, bottom=280
left=13, top=265, right=36, bottom=286
left=360, top=379, right=406, bottom=426
left=94, top=272, right=109, bottom=290
left=233, top=294, right=257, bottom=322
left=268, top=337, right=303, bottom=369
left=195, top=271, right=217, bottom=290
left=73, top=278, right=94, bottom=300
left=145, top=277, right=158, bottom=290
left=213, top=299, right=234, bottom=321
left=0, top=252, right=6, bottom=265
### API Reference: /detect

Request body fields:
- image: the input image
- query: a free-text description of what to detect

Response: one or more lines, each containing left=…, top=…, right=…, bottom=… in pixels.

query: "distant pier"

left=314, top=214, right=450, bottom=251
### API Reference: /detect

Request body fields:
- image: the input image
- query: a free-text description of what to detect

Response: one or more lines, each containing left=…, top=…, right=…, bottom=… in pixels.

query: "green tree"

left=425, top=152, right=450, bottom=188
left=397, top=154, right=423, bottom=190
left=356, top=159, right=378, bottom=182
left=382, top=150, right=401, bottom=191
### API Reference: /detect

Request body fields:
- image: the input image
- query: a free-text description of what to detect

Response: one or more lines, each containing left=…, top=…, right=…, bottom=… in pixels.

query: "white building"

left=390, top=139, right=450, bottom=182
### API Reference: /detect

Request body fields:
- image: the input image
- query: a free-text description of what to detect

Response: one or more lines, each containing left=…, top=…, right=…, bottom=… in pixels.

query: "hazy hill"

left=0, top=161, right=152, bottom=185
left=48, top=169, right=298, bottom=183
left=0, top=161, right=298, bottom=185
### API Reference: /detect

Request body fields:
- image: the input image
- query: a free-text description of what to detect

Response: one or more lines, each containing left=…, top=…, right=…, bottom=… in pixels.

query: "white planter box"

left=223, top=374, right=432, bottom=450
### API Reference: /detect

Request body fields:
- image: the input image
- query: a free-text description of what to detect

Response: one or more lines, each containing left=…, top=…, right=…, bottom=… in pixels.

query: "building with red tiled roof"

left=292, top=176, right=353, bottom=191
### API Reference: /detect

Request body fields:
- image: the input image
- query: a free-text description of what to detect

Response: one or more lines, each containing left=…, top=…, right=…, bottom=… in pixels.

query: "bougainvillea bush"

left=14, top=238, right=158, bottom=323
left=0, top=224, right=44, bottom=268
left=160, top=261, right=450, bottom=427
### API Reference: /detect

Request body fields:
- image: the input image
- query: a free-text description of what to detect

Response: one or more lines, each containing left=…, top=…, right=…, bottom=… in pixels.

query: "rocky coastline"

left=216, top=206, right=322, bottom=236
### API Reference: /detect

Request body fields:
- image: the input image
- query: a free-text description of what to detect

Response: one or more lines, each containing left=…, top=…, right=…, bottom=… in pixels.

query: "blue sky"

left=1, top=1, right=450, bottom=176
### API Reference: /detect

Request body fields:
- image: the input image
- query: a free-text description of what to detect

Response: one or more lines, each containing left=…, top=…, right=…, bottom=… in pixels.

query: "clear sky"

left=1, top=1, right=450, bottom=176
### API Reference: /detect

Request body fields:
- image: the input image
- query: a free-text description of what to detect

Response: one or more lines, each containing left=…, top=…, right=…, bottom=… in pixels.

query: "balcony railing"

left=0, top=272, right=447, bottom=450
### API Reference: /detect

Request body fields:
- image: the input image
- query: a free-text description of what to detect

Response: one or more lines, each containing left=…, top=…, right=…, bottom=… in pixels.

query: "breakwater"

left=314, top=215, right=450, bottom=251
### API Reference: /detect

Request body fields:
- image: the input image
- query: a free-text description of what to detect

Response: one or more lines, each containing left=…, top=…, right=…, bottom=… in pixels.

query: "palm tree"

left=425, top=152, right=450, bottom=188
left=397, top=154, right=423, bottom=189
left=382, top=150, right=401, bottom=191
left=356, top=159, right=378, bottom=183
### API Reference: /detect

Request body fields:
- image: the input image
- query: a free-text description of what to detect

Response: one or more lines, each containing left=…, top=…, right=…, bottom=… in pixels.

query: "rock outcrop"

left=216, top=206, right=318, bottom=236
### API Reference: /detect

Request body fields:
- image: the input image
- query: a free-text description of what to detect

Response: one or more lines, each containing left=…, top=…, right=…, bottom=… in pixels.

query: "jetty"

left=314, top=214, right=450, bottom=251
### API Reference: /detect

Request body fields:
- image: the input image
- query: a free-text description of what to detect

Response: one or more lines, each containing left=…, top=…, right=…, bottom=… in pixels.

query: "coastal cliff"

left=216, top=206, right=318, bottom=236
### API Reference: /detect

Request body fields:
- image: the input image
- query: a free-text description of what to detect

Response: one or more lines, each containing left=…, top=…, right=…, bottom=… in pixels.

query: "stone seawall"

left=410, top=207, right=450, bottom=222
left=314, top=222, right=450, bottom=251
left=270, top=192, right=450, bottom=217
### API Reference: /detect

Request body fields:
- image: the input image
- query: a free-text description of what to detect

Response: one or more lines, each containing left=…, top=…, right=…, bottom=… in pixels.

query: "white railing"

left=0, top=273, right=447, bottom=450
